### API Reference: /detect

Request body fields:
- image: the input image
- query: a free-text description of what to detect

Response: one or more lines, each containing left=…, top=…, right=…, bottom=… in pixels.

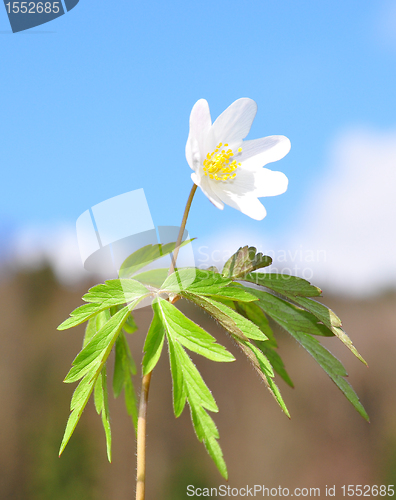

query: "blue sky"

left=1, top=1, right=396, bottom=292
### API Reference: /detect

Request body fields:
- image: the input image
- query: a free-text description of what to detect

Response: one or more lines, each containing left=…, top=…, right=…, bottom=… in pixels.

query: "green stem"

left=135, top=183, right=198, bottom=500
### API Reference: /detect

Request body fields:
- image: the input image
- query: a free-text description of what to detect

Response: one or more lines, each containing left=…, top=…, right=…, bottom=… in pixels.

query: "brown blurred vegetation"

left=1, top=267, right=396, bottom=499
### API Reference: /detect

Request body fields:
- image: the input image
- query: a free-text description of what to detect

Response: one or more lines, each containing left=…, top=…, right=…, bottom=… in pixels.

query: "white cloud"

left=7, top=224, right=89, bottom=286
left=295, top=127, right=396, bottom=295
left=4, top=127, right=396, bottom=296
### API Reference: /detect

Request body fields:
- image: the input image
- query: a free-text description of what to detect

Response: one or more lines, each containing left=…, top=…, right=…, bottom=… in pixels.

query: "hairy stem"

left=135, top=183, right=198, bottom=500
left=135, top=371, right=152, bottom=500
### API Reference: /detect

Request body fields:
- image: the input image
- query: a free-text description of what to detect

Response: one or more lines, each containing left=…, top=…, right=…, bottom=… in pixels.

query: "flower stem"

left=168, top=183, right=198, bottom=276
left=135, top=183, right=198, bottom=500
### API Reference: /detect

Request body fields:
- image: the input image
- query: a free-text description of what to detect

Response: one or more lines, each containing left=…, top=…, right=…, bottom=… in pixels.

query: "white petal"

left=186, top=99, right=212, bottom=170
left=191, top=172, right=224, bottom=210
left=250, top=168, right=288, bottom=197
left=211, top=169, right=257, bottom=198
left=239, top=136, right=291, bottom=171
left=208, top=98, right=257, bottom=148
left=213, top=187, right=267, bottom=220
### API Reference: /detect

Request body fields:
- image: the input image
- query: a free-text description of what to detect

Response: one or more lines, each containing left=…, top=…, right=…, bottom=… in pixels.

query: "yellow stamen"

left=203, top=146, right=242, bottom=182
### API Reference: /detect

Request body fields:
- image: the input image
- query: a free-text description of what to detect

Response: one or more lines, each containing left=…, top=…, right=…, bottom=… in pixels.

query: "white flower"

left=185, top=98, right=290, bottom=220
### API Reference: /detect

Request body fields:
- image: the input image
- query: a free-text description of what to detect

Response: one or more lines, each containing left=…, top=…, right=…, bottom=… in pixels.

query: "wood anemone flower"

left=186, top=98, right=290, bottom=220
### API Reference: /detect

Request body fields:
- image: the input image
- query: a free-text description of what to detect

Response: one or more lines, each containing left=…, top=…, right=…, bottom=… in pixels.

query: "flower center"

left=203, top=143, right=242, bottom=181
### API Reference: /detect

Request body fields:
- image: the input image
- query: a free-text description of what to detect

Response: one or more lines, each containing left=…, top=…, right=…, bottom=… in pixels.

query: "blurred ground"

left=1, top=267, right=395, bottom=499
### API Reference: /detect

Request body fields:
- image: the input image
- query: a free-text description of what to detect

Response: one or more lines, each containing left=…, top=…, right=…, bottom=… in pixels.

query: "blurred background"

left=1, top=0, right=396, bottom=498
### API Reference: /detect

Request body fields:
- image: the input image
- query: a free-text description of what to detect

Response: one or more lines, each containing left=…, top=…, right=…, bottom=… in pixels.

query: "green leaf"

left=244, top=273, right=366, bottom=364
left=133, top=268, right=169, bottom=288
left=236, top=339, right=290, bottom=417
left=94, top=372, right=104, bottom=413
left=113, top=331, right=138, bottom=430
left=251, top=289, right=369, bottom=421
left=124, top=375, right=138, bottom=428
left=161, top=268, right=231, bottom=294
left=246, top=288, right=334, bottom=338
left=155, top=297, right=229, bottom=478
left=222, top=246, right=272, bottom=278
left=255, top=340, right=294, bottom=388
left=181, top=292, right=266, bottom=342
left=94, top=366, right=112, bottom=462
left=123, top=313, right=138, bottom=334
left=172, top=341, right=218, bottom=412
left=83, top=316, right=99, bottom=347
left=59, top=304, right=133, bottom=456
left=142, top=305, right=166, bottom=376
left=235, top=302, right=277, bottom=348
left=58, top=303, right=103, bottom=330
left=156, top=298, right=235, bottom=363
left=290, top=296, right=367, bottom=365
left=235, top=300, right=293, bottom=386
left=118, top=239, right=194, bottom=279
left=190, top=405, right=228, bottom=480
left=167, top=334, right=187, bottom=417
left=243, top=272, right=322, bottom=297
left=292, top=330, right=369, bottom=420
left=58, top=280, right=149, bottom=331
left=197, top=284, right=259, bottom=303
left=66, top=305, right=138, bottom=382
left=113, top=334, right=129, bottom=397
left=165, top=330, right=227, bottom=478
left=82, top=279, right=149, bottom=306
left=181, top=292, right=248, bottom=341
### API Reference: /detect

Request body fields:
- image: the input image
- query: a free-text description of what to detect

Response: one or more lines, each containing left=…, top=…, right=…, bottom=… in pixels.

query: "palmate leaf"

left=155, top=298, right=235, bottom=363
left=243, top=273, right=366, bottom=364
left=118, top=239, right=194, bottom=279
left=161, top=268, right=232, bottom=295
left=181, top=292, right=267, bottom=342
left=181, top=292, right=249, bottom=341
left=180, top=291, right=289, bottom=413
left=59, top=302, right=138, bottom=457
left=162, top=268, right=258, bottom=302
left=134, top=268, right=169, bottom=288
left=154, top=297, right=233, bottom=478
left=58, top=279, right=150, bottom=330
left=222, top=246, right=272, bottom=279
left=178, top=289, right=290, bottom=416
left=248, top=288, right=369, bottom=421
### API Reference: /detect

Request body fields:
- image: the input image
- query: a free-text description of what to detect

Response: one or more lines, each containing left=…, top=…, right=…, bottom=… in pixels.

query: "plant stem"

left=135, top=183, right=198, bottom=500
left=168, top=183, right=198, bottom=276
left=135, top=371, right=152, bottom=500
